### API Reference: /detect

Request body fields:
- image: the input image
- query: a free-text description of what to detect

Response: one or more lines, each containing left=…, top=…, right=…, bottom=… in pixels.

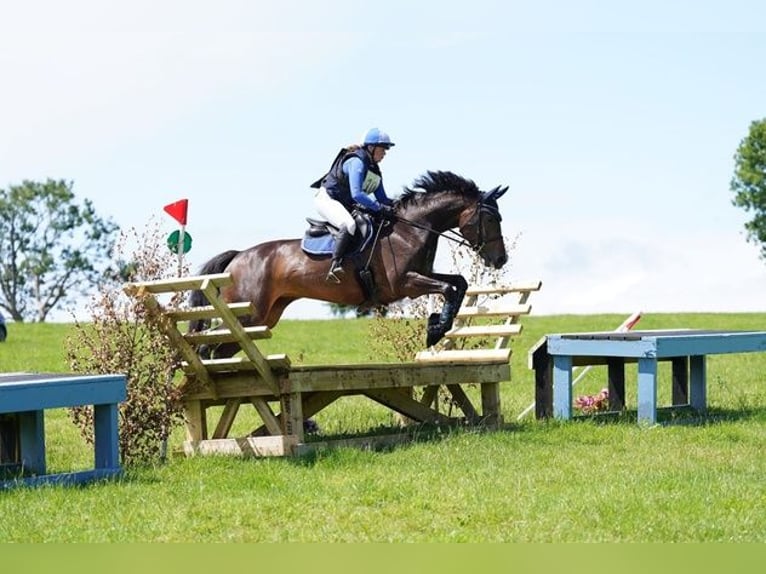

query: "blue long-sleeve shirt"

left=343, top=156, right=391, bottom=212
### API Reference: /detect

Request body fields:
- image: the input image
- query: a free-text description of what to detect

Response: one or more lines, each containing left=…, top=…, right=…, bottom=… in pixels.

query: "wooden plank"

left=250, top=391, right=344, bottom=437
left=183, top=325, right=272, bottom=346
left=446, top=384, right=479, bottom=423
left=184, top=435, right=298, bottom=457
left=464, top=281, right=542, bottom=295
left=287, top=361, right=509, bottom=393
left=455, top=303, right=531, bottom=319
left=129, top=291, right=217, bottom=396
left=125, top=273, right=233, bottom=294
left=443, top=324, right=522, bottom=339
left=211, top=398, right=242, bottom=439
left=166, top=302, right=254, bottom=322
left=363, top=388, right=453, bottom=424
left=250, top=397, right=282, bottom=435
left=414, top=348, right=511, bottom=364
left=182, top=354, right=291, bottom=374
left=200, top=280, right=279, bottom=393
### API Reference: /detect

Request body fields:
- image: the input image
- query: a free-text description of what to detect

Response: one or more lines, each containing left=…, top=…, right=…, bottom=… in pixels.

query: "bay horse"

left=188, top=170, right=509, bottom=357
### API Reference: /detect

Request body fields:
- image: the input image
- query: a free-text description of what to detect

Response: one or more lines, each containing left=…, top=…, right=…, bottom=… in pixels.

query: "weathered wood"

left=446, top=384, right=479, bottom=423
left=183, top=400, right=207, bottom=442
left=250, top=397, right=282, bottom=435
left=200, top=280, right=279, bottom=394
left=212, top=398, right=242, bottom=439
left=125, top=273, right=233, bottom=294
left=455, top=303, right=531, bottom=319
left=181, top=354, right=291, bottom=375
left=287, top=361, right=509, bottom=393
left=480, top=382, right=502, bottom=428
left=183, top=325, right=272, bottom=346
left=414, top=348, right=511, bottom=364
left=363, top=388, right=453, bottom=424
left=129, top=290, right=217, bottom=397
left=166, top=302, right=254, bottom=322
left=464, top=280, right=542, bottom=295
left=443, top=324, right=522, bottom=339
left=184, top=435, right=298, bottom=457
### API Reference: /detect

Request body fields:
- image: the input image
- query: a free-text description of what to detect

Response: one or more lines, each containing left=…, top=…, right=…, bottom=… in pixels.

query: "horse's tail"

left=187, top=249, right=241, bottom=334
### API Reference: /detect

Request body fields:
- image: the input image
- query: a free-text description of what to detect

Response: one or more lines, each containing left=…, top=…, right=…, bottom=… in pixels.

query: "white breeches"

left=314, top=187, right=356, bottom=234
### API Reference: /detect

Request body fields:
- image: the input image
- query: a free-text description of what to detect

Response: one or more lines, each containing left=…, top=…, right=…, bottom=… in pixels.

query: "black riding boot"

left=326, top=226, right=353, bottom=283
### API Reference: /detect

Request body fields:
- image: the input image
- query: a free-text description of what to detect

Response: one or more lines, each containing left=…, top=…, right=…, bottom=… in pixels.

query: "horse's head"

left=457, top=184, right=509, bottom=268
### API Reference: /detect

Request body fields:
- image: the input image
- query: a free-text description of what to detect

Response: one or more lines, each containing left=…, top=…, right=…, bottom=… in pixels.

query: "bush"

left=65, top=220, right=188, bottom=466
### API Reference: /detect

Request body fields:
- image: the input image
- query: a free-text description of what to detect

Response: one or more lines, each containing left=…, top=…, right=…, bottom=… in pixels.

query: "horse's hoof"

left=426, top=325, right=444, bottom=347
left=304, top=418, right=320, bottom=434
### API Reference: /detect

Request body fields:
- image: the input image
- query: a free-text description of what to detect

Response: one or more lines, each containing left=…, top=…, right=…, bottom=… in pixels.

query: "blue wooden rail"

left=0, top=373, right=126, bottom=489
left=537, top=329, right=766, bottom=425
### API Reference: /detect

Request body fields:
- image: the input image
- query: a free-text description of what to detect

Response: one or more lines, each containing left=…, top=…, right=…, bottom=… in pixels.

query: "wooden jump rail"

left=124, top=274, right=541, bottom=457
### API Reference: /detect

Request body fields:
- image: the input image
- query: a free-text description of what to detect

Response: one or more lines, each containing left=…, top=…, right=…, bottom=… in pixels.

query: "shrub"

left=65, top=220, right=187, bottom=466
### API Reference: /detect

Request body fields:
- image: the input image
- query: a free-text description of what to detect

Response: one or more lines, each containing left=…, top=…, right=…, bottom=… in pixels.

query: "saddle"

left=300, top=212, right=374, bottom=256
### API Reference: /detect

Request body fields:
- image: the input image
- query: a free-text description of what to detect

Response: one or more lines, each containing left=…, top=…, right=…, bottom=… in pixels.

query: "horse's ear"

left=484, top=185, right=508, bottom=202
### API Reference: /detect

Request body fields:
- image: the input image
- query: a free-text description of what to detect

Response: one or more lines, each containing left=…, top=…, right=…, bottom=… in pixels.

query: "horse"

left=188, top=170, right=509, bottom=358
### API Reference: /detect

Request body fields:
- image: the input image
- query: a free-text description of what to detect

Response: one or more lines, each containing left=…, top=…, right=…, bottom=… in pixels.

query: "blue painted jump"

left=0, top=373, right=126, bottom=489
left=542, top=329, right=766, bottom=425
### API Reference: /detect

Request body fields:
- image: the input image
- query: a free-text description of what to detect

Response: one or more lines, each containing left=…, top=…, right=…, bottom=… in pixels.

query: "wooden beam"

left=166, top=302, right=254, bottom=322
left=443, top=324, right=522, bottom=339
left=414, top=348, right=511, bottom=364
left=183, top=326, right=272, bottom=346
left=184, top=435, right=298, bottom=457
left=250, top=397, right=282, bottom=436
left=211, top=398, right=242, bottom=439
left=124, top=273, right=233, bottom=294
left=464, top=281, right=541, bottom=295
left=287, top=361, right=509, bottom=393
left=456, top=303, right=531, bottom=319
left=363, top=388, right=453, bottom=424
left=200, top=280, right=279, bottom=394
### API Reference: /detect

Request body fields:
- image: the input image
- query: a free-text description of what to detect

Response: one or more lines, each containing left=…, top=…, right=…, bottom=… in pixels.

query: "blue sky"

left=2, top=0, right=765, bottom=320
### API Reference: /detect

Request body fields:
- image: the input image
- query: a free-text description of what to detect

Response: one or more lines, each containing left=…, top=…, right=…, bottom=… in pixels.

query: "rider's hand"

left=378, top=204, right=396, bottom=220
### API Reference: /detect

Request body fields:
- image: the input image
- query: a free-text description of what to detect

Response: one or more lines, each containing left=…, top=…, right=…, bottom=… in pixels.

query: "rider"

left=311, top=127, right=396, bottom=283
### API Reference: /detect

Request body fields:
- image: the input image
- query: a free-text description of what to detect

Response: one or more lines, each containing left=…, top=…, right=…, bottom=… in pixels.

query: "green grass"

left=1, top=313, right=766, bottom=541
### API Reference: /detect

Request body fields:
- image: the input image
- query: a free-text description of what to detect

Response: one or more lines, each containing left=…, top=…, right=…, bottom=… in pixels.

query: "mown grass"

left=1, top=312, right=766, bottom=542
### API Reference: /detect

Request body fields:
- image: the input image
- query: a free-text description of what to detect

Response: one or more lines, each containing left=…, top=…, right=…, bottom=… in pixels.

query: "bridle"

left=386, top=195, right=503, bottom=253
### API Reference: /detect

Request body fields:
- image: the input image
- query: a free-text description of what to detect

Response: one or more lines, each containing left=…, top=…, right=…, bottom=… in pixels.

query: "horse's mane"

left=397, top=171, right=480, bottom=208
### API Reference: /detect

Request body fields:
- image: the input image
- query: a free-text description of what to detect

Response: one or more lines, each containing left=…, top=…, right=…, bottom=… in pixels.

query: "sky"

left=2, top=0, right=765, bottom=321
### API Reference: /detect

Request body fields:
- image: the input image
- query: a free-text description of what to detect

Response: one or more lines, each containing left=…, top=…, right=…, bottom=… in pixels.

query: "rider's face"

left=372, top=146, right=389, bottom=163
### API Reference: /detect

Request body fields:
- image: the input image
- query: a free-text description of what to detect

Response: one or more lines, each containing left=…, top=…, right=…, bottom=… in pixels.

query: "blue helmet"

left=363, top=128, right=395, bottom=148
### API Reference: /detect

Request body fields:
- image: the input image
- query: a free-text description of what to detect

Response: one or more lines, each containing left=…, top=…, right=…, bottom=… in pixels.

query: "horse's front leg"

left=400, top=271, right=468, bottom=346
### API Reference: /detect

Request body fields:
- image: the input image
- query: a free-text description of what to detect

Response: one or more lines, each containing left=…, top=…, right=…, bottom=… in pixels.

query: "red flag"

left=163, top=199, right=188, bottom=225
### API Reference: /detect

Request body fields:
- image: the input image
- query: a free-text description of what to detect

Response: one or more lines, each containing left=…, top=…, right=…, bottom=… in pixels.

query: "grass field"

left=1, top=312, right=766, bottom=542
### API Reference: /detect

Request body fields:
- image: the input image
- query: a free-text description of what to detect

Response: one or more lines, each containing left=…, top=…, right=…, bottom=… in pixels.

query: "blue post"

left=553, top=355, right=573, bottom=420
left=689, top=355, right=707, bottom=414
left=637, top=357, right=658, bottom=425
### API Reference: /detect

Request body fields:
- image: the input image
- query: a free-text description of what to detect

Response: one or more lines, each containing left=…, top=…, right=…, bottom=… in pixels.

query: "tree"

left=731, top=118, right=766, bottom=259
left=0, top=179, right=120, bottom=322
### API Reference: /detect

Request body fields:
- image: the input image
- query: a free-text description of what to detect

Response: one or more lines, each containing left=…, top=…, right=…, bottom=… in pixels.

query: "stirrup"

left=325, top=262, right=344, bottom=283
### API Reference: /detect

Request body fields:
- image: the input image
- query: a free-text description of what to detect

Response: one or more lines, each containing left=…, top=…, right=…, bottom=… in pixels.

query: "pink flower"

left=575, top=388, right=610, bottom=414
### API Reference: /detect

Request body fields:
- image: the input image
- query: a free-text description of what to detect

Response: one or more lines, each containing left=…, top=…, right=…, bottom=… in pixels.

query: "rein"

left=390, top=200, right=502, bottom=252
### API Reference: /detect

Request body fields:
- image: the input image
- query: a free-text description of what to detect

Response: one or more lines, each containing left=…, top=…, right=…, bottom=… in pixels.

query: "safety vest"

left=310, top=147, right=382, bottom=209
